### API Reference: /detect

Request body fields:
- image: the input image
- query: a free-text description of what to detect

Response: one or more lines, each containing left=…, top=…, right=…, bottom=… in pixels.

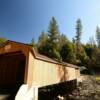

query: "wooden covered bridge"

left=0, top=40, right=80, bottom=99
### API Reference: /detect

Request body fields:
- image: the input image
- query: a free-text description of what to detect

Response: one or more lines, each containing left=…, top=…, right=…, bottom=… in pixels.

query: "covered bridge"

left=0, top=40, right=80, bottom=99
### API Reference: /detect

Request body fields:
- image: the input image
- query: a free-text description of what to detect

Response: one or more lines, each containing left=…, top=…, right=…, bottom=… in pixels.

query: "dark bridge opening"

left=0, top=51, right=26, bottom=99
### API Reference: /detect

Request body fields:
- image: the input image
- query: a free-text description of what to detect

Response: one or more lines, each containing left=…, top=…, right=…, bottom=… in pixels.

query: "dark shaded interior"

left=38, top=79, right=77, bottom=100
left=0, top=52, right=26, bottom=100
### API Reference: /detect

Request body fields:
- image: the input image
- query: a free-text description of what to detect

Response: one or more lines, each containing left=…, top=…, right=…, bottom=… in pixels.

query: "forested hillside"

left=31, top=17, right=100, bottom=73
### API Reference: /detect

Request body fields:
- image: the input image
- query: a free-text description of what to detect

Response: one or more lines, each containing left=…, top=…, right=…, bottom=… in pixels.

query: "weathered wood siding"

left=27, top=52, right=34, bottom=87
left=28, top=52, right=63, bottom=87
left=65, top=67, right=76, bottom=80
left=75, top=68, right=80, bottom=78
left=28, top=52, right=80, bottom=87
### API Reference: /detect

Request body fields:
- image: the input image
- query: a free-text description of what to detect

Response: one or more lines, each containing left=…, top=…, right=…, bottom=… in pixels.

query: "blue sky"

left=0, top=0, right=100, bottom=44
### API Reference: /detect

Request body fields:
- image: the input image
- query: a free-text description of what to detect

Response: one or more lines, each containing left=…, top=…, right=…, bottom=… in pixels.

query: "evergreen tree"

left=84, top=44, right=94, bottom=58
left=38, top=31, right=48, bottom=47
left=58, top=34, right=69, bottom=51
left=37, top=31, right=48, bottom=55
left=76, top=19, right=82, bottom=43
left=96, top=26, right=100, bottom=48
left=60, top=42, right=75, bottom=63
left=47, top=17, right=61, bottom=60
left=48, top=17, right=60, bottom=43
left=79, top=45, right=89, bottom=66
left=75, top=18, right=82, bottom=59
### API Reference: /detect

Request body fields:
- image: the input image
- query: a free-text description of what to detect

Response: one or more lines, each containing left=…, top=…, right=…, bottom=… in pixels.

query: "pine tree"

left=75, top=18, right=82, bottom=59
left=48, top=17, right=60, bottom=45
left=37, top=31, right=48, bottom=55
left=38, top=31, right=48, bottom=47
left=76, top=19, right=82, bottom=43
left=47, top=17, right=61, bottom=60
left=59, top=34, right=68, bottom=47
left=96, top=26, right=100, bottom=48
left=60, top=42, right=75, bottom=63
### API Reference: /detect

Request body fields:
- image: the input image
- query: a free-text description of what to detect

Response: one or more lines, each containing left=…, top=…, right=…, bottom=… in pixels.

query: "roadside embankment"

left=67, top=75, right=100, bottom=100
